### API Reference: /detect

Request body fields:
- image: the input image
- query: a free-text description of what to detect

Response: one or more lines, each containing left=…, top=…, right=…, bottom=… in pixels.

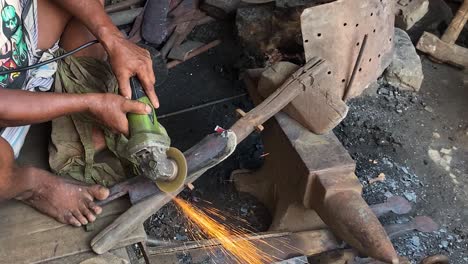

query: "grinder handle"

left=130, top=76, right=150, bottom=102
left=128, top=77, right=163, bottom=136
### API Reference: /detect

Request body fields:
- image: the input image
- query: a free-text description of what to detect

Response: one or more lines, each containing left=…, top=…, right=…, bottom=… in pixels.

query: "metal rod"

left=105, top=0, right=144, bottom=13
left=167, top=39, right=222, bottom=68
left=343, top=34, right=368, bottom=101
left=109, top=7, right=144, bottom=26
left=158, top=93, right=247, bottom=119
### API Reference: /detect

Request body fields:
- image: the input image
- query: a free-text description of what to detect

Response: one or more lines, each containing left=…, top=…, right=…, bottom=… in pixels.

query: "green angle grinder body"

left=126, top=77, right=187, bottom=193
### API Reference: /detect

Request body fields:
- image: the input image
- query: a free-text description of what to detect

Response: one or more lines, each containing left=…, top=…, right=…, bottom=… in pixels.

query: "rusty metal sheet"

left=301, top=0, right=394, bottom=99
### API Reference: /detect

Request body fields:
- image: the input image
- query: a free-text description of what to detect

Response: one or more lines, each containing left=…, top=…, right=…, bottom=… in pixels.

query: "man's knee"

left=0, top=137, right=14, bottom=189
left=0, top=137, right=14, bottom=165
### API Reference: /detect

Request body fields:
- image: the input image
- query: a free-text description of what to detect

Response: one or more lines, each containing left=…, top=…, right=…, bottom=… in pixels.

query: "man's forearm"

left=0, top=89, right=97, bottom=127
left=49, top=0, right=121, bottom=47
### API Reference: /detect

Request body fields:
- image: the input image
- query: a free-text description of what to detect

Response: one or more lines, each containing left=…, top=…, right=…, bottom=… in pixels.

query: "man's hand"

left=47, top=0, right=159, bottom=108
left=102, top=33, right=159, bottom=108
left=87, top=93, right=151, bottom=136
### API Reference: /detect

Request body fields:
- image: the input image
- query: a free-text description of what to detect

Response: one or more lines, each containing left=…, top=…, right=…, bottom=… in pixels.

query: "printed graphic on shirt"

left=0, top=0, right=28, bottom=89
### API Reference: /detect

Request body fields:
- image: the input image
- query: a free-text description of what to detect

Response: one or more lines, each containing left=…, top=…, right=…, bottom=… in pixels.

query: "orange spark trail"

left=173, top=197, right=275, bottom=264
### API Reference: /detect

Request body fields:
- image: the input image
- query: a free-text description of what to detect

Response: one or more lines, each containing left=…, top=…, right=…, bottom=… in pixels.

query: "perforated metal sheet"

left=301, top=0, right=394, bottom=99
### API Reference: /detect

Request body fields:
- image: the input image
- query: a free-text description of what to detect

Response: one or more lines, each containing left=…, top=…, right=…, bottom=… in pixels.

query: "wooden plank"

left=147, top=230, right=340, bottom=264
left=0, top=198, right=128, bottom=238
left=42, top=248, right=130, bottom=264
left=0, top=199, right=146, bottom=264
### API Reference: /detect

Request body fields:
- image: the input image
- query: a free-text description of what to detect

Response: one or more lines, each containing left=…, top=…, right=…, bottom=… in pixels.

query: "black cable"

left=0, top=40, right=99, bottom=75
left=158, top=93, right=247, bottom=120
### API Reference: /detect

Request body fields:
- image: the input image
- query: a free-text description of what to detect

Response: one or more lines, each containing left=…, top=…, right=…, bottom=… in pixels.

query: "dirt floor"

left=142, top=19, right=468, bottom=263
left=335, top=58, right=468, bottom=263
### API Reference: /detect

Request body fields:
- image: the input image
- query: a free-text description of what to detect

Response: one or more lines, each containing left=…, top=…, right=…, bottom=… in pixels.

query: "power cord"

left=0, top=40, right=99, bottom=75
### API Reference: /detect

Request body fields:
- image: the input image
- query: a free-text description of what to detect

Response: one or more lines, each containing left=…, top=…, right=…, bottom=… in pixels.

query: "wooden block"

left=0, top=199, right=146, bottom=264
left=258, top=62, right=300, bottom=98
left=256, top=62, right=349, bottom=134
left=417, top=32, right=468, bottom=69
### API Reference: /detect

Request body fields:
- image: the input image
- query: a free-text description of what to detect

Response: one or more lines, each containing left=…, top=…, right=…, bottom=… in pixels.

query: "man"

left=0, top=0, right=159, bottom=227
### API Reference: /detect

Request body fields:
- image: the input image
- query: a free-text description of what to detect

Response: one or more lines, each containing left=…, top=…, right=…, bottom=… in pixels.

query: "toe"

left=87, top=201, right=102, bottom=215
left=64, top=213, right=82, bottom=227
left=72, top=210, right=88, bottom=225
left=81, top=205, right=96, bottom=222
left=88, top=185, right=110, bottom=201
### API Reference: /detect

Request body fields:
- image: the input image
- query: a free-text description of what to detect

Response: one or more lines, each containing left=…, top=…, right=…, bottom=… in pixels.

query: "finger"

left=123, top=99, right=152, bottom=114
left=117, top=73, right=132, bottom=100
left=137, top=71, right=159, bottom=108
left=118, top=120, right=130, bottom=136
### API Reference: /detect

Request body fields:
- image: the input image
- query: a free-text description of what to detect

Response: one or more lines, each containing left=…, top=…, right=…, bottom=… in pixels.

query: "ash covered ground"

left=334, top=59, right=468, bottom=263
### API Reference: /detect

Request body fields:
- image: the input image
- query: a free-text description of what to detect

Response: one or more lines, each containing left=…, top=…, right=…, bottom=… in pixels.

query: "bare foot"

left=16, top=168, right=109, bottom=227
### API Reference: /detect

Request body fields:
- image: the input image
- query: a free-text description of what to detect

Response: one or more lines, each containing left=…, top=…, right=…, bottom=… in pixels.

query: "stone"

left=424, top=106, right=433, bottom=113
left=440, top=240, right=449, bottom=248
left=440, top=148, right=452, bottom=155
left=395, top=0, right=429, bottom=30
left=406, top=0, right=453, bottom=43
left=432, top=132, right=440, bottom=139
left=428, top=149, right=441, bottom=164
left=201, top=0, right=241, bottom=19
left=410, top=236, right=421, bottom=247
left=384, top=28, right=424, bottom=92
left=403, top=191, right=417, bottom=202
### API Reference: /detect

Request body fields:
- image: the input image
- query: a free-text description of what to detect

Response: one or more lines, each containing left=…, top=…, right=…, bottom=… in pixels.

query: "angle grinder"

left=126, top=76, right=187, bottom=193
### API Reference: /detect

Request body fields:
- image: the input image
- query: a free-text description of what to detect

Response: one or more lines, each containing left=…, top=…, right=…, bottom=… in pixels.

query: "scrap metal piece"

left=343, top=34, right=369, bottom=100
left=166, top=39, right=222, bottom=68
left=371, top=196, right=412, bottom=217
left=385, top=216, right=439, bottom=240
left=300, top=0, right=394, bottom=100
left=420, top=255, right=449, bottom=264
left=168, top=40, right=205, bottom=61
left=292, top=0, right=394, bottom=134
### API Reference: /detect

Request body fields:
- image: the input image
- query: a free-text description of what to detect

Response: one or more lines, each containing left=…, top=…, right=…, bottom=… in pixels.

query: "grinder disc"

left=155, top=147, right=187, bottom=193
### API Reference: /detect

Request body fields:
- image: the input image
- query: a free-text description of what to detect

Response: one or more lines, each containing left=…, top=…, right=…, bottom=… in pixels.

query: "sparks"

left=173, top=197, right=276, bottom=264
